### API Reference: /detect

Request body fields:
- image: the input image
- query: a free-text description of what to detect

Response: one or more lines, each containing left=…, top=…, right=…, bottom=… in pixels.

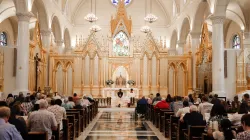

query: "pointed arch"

left=170, top=30, right=178, bottom=48
left=64, top=28, right=71, bottom=48
left=51, top=15, right=62, bottom=42
left=31, top=0, right=49, bottom=31
left=179, top=17, right=191, bottom=42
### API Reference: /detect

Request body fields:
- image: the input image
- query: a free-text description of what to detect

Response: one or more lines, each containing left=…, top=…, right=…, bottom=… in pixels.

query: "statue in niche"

left=115, top=73, right=126, bottom=87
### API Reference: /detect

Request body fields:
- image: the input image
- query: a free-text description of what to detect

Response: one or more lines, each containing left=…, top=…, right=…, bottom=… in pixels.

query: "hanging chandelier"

left=90, top=25, right=101, bottom=32
left=84, top=0, right=98, bottom=23
left=144, top=14, right=158, bottom=23
left=84, top=13, right=98, bottom=22
left=140, top=25, right=151, bottom=33
left=144, top=0, right=158, bottom=23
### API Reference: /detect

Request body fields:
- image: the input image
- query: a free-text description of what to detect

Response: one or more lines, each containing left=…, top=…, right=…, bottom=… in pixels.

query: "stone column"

left=190, top=32, right=201, bottom=89
left=40, top=29, right=51, bottom=86
left=14, top=12, right=32, bottom=94
left=177, top=41, right=185, bottom=55
left=211, top=16, right=226, bottom=97
left=55, top=40, right=64, bottom=54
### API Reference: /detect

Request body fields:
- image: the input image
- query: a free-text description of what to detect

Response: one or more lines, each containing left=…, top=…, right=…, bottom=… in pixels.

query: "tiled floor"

left=78, top=108, right=166, bottom=140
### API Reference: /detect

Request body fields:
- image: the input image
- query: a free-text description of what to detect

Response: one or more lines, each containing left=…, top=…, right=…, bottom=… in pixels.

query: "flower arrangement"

left=105, top=79, right=114, bottom=85
left=127, top=80, right=135, bottom=85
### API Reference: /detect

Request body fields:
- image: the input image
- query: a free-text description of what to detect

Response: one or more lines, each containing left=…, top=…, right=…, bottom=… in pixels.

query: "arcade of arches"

left=0, top=0, right=250, bottom=101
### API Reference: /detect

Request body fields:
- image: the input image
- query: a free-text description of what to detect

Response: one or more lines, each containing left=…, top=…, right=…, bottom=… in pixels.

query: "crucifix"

left=34, top=53, right=41, bottom=92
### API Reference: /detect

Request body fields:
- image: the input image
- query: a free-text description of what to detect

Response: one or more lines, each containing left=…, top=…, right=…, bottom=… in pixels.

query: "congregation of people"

left=0, top=92, right=94, bottom=140
left=136, top=92, right=250, bottom=140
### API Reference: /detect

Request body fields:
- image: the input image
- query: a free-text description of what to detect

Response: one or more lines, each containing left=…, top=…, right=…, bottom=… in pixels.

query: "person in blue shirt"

left=0, top=106, right=23, bottom=140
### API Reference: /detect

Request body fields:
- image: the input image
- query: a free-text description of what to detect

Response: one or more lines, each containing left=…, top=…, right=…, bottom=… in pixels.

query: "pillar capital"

left=55, top=40, right=64, bottom=46
left=16, top=12, right=33, bottom=22
left=189, top=31, right=201, bottom=39
left=210, top=16, right=225, bottom=25
left=177, top=40, right=186, bottom=47
left=40, top=29, right=51, bottom=36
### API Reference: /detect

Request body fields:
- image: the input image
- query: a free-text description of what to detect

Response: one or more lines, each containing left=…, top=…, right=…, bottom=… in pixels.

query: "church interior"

left=1, top=0, right=250, bottom=140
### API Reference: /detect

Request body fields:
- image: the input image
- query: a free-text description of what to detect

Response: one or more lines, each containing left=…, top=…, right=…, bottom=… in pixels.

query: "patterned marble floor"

left=80, top=108, right=164, bottom=140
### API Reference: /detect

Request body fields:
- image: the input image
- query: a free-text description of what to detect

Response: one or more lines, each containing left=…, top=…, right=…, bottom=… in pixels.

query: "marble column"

left=177, top=41, right=185, bottom=55
left=14, top=12, right=32, bottom=94
left=55, top=40, right=64, bottom=54
left=211, top=16, right=226, bottom=97
left=40, top=29, right=51, bottom=86
left=190, top=32, right=201, bottom=89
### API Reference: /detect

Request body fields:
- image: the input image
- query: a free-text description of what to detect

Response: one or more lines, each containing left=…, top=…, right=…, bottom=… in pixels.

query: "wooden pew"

left=67, top=109, right=85, bottom=131
left=159, top=109, right=173, bottom=132
left=184, top=126, right=206, bottom=140
left=28, top=132, right=48, bottom=140
left=202, top=133, right=214, bottom=140
left=164, top=112, right=174, bottom=138
left=150, top=104, right=154, bottom=122
left=62, top=119, right=71, bottom=140
left=176, top=120, right=187, bottom=140
left=170, top=116, right=180, bottom=140
left=67, top=112, right=81, bottom=137
left=67, top=115, right=76, bottom=140
left=52, top=124, right=61, bottom=140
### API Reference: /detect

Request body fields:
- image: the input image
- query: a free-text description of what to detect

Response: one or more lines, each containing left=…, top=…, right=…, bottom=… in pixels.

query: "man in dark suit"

left=117, top=89, right=123, bottom=98
left=117, top=89, right=123, bottom=107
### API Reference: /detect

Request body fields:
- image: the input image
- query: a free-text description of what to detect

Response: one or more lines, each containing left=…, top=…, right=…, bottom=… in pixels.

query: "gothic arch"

left=51, top=15, right=62, bottom=42
left=179, top=17, right=191, bottom=43
left=31, top=0, right=49, bottom=31
left=170, top=30, right=178, bottom=48
left=64, top=28, right=71, bottom=48
left=192, top=1, right=210, bottom=33
left=13, top=0, right=28, bottom=13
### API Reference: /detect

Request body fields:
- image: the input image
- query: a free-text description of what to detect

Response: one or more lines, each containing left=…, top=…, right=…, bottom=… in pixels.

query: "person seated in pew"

left=68, top=96, right=75, bottom=107
left=198, top=96, right=213, bottom=120
left=47, top=99, right=66, bottom=130
left=229, top=102, right=248, bottom=126
left=237, top=114, right=250, bottom=140
left=136, top=96, right=148, bottom=118
left=0, top=107, right=23, bottom=140
left=9, top=104, right=28, bottom=140
left=81, top=96, right=91, bottom=106
left=152, top=93, right=162, bottom=105
left=62, top=98, right=73, bottom=110
left=184, top=96, right=193, bottom=106
left=74, top=99, right=86, bottom=109
left=211, top=94, right=222, bottom=105
left=176, top=100, right=190, bottom=119
left=172, top=96, right=183, bottom=114
left=181, top=105, right=205, bottom=126
left=205, top=103, right=228, bottom=132
left=154, top=98, right=169, bottom=109
left=207, top=119, right=236, bottom=140
left=28, top=99, right=57, bottom=140
left=73, top=93, right=80, bottom=103
left=232, top=95, right=240, bottom=112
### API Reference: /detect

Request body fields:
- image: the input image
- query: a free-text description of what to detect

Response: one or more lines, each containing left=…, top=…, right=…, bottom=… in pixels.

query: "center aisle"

left=78, top=108, right=165, bottom=140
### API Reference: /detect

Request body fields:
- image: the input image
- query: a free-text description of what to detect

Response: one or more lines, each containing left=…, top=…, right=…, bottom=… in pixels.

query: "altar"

left=102, top=88, right=139, bottom=107
left=102, top=88, right=139, bottom=98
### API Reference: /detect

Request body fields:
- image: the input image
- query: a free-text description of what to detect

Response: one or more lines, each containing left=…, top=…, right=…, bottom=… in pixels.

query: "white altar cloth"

left=102, top=88, right=139, bottom=98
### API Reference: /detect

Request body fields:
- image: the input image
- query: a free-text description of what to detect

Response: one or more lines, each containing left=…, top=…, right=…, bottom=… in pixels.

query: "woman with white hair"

left=62, top=98, right=73, bottom=110
left=182, top=105, right=205, bottom=126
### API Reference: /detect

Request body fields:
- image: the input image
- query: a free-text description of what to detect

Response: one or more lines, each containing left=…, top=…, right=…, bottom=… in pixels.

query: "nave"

left=78, top=108, right=164, bottom=140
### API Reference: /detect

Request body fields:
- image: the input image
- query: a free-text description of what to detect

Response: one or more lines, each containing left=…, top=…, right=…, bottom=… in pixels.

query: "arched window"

left=111, top=0, right=132, bottom=6
left=0, top=32, right=7, bottom=46
left=113, top=31, right=129, bottom=56
left=232, top=34, right=240, bottom=49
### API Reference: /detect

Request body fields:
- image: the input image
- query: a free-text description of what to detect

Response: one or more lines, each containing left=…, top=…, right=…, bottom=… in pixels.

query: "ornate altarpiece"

left=195, top=23, right=212, bottom=94
left=48, top=0, right=192, bottom=97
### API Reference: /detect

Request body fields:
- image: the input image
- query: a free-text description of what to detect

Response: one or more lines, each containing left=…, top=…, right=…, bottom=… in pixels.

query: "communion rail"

left=94, top=97, right=112, bottom=108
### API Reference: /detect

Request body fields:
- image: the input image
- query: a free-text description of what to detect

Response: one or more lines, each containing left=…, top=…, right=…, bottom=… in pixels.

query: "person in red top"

left=72, top=93, right=79, bottom=103
left=154, top=99, right=170, bottom=109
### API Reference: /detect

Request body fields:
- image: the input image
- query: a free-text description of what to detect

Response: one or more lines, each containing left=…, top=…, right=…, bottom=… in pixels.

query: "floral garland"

left=127, top=80, right=135, bottom=85
left=105, top=79, right=114, bottom=85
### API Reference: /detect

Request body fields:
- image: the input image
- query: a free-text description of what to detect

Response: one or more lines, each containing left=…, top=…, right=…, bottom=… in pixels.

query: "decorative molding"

left=210, top=16, right=225, bottom=25
left=40, top=29, right=52, bottom=36
left=16, top=12, right=33, bottom=22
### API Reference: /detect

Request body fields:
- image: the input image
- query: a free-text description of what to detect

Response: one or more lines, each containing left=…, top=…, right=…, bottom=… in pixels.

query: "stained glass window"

left=0, top=32, right=7, bottom=46
left=111, top=0, right=132, bottom=6
left=232, top=35, right=240, bottom=49
left=113, top=31, right=129, bottom=56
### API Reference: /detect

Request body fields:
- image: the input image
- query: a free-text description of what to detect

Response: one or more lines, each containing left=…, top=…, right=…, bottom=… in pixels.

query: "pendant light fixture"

left=84, top=0, right=98, bottom=22
left=90, top=0, right=101, bottom=32
left=144, top=0, right=158, bottom=23
left=141, top=0, right=151, bottom=33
